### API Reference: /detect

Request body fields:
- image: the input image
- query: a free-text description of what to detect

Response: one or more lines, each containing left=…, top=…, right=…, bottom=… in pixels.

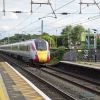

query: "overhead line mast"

left=79, top=0, right=100, bottom=14
left=31, top=0, right=32, bottom=13
left=31, top=0, right=57, bottom=18
left=3, top=0, right=5, bottom=16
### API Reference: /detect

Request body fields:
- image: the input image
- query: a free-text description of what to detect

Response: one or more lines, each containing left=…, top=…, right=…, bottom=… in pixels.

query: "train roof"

left=0, top=38, right=47, bottom=47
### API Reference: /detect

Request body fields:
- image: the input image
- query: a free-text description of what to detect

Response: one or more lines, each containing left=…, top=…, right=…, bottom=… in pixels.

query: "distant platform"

left=60, top=61, right=100, bottom=70
left=0, top=61, right=51, bottom=100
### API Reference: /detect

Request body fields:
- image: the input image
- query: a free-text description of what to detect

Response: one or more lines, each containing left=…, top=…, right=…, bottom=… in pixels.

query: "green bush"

left=57, top=46, right=66, bottom=60
left=50, top=46, right=66, bottom=64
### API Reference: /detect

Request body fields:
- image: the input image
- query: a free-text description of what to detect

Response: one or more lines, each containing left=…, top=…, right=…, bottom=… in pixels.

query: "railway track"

left=41, top=67, right=100, bottom=94
left=0, top=54, right=100, bottom=100
left=0, top=54, right=76, bottom=100
left=47, top=65, right=100, bottom=83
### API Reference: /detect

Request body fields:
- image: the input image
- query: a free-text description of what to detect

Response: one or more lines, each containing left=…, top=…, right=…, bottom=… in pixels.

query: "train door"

left=30, top=43, right=36, bottom=60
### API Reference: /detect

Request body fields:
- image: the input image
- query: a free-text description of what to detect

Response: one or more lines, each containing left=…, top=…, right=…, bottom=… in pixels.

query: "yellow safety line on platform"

left=2, top=62, right=45, bottom=100
left=0, top=74, right=10, bottom=100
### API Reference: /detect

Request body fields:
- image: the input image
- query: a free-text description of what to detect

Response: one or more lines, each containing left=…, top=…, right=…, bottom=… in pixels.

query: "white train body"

left=0, top=39, right=50, bottom=63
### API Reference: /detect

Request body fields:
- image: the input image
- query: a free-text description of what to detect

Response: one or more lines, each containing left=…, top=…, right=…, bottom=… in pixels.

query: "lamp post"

left=56, top=29, right=57, bottom=47
left=41, top=20, right=43, bottom=34
left=87, top=28, right=90, bottom=49
left=22, top=31, right=26, bottom=41
left=92, top=29, right=97, bottom=62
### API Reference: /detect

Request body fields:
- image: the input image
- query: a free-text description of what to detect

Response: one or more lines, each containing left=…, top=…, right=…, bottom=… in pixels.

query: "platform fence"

left=63, top=49, right=100, bottom=62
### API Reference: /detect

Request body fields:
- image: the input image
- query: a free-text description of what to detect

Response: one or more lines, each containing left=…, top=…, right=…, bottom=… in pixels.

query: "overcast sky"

left=0, top=0, right=100, bottom=39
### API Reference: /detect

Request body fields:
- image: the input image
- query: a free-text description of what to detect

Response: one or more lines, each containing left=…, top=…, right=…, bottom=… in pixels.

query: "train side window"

left=12, top=45, right=18, bottom=50
left=20, top=45, right=29, bottom=51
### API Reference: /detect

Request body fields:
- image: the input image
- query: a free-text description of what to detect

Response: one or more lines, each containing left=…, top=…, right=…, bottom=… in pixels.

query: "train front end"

left=34, top=39, right=50, bottom=63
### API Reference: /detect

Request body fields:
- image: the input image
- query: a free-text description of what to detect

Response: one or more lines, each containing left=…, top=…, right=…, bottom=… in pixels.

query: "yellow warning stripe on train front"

left=0, top=74, right=10, bottom=100
left=37, top=51, right=47, bottom=63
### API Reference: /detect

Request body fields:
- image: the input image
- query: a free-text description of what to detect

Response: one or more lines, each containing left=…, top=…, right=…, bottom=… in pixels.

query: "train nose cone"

left=37, top=51, right=47, bottom=63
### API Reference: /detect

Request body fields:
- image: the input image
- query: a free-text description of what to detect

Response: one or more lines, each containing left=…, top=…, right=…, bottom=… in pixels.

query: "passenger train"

left=0, top=38, right=50, bottom=63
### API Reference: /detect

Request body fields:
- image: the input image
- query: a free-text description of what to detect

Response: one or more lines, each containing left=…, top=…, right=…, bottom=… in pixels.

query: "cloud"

left=0, top=25, right=11, bottom=31
left=1, top=13, right=18, bottom=20
left=33, top=0, right=49, bottom=3
left=45, top=15, right=73, bottom=29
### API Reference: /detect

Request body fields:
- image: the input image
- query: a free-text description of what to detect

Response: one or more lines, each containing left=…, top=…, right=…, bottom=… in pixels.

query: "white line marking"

left=5, top=62, right=51, bottom=100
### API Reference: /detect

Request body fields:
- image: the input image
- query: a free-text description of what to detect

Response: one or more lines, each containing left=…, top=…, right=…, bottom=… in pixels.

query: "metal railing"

left=63, top=49, right=100, bottom=62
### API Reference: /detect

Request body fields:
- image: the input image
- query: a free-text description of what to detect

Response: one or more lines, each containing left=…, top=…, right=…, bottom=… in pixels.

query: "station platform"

left=60, top=61, right=100, bottom=70
left=58, top=61, right=100, bottom=81
left=0, top=61, right=51, bottom=100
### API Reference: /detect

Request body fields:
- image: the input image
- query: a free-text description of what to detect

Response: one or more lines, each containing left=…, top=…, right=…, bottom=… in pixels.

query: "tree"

left=97, top=38, right=100, bottom=49
left=42, top=32, right=49, bottom=35
left=56, top=36, right=63, bottom=47
left=40, top=34, right=56, bottom=48
left=60, top=25, right=85, bottom=48
left=50, top=35, right=58, bottom=47
left=61, top=25, right=73, bottom=35
left=71, top=25, right=85, bottom=46
left=61, top=25, right=73, bottom=48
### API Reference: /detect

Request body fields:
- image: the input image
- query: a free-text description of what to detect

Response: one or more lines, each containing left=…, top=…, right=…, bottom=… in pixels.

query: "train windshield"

left=35, top=39, right=47, bottom=50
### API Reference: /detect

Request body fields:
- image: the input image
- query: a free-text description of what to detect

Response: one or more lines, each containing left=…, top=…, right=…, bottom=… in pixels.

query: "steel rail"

left=0, top=54, right=77, bottom=100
